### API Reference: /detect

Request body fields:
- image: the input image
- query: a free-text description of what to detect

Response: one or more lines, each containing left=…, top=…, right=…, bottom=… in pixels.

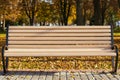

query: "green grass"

left=0, top=33, right=6, bottom=37
left=114, top=33, right=120, bottom=37
left=114, top=33, right=120, bottom=36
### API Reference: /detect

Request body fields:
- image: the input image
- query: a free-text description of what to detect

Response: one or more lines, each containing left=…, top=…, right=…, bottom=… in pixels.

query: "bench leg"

left=111, top=45, right=119, bottom=74
left=114, top=54, right=118, bottom=73
left=112, top=56, right=115, bottom=71
left=111, top=56, right=118, bottom=74
left=2, top=57, right=6, bottom=75
left=6, top=57, right=9, bottom=71
left=1, top=47, right=6, bottom=75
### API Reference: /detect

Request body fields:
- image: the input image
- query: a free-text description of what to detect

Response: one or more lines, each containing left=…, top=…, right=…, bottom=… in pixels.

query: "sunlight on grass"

left=114, top=33, right=120, bottom=36
left=0, top=34, right=6, bottom=37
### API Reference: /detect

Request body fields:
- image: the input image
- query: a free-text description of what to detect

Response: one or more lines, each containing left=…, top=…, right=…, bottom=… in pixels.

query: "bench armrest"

left=2, top=45, right=8, bottom=50
left=5, top=46, right=8, bottom=50
left=112, top=45, right=119, bottom=50
left=1, top=45, right=8, bottom=56
left=112, top=45, right=119, bottom=56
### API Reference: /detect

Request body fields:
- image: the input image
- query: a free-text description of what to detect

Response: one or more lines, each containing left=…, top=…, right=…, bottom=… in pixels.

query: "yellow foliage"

left=68, top=5, right=76, bottom=25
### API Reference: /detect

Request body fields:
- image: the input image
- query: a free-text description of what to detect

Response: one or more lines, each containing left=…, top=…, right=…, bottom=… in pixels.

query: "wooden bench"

left=1, top=26, right=119, bottom=74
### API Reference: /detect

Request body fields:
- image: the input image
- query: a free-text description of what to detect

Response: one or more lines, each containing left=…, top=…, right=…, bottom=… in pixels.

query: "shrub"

left=114, top=27, right=120, bottom=33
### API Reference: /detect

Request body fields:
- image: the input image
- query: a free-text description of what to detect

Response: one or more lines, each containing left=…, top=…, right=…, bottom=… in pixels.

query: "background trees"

left=118, top=0, right=120, bottom=8
left=0, top=0, right=120, bottom=27
left=58, top=0, right=73, bottom=25
left=93, top=0, right=101, bottom=25
left=76, top=0, right=84, bottom=25
left=0, top=0, right=20, bottom=31
left=19, top=0, right=40, bottom=25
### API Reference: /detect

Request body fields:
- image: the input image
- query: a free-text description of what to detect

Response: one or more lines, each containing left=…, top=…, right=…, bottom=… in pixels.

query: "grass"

left=0, top=34, right=6, bottom=37
left=0, top=29, right=5, bottom=37
left=114, top=33, right=120, bottom=36
left=0, top=33, right=120, bottom=70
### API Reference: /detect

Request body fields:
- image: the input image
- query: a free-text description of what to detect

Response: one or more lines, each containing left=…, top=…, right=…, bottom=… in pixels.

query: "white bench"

left=1, top=26, right=119, bottom=74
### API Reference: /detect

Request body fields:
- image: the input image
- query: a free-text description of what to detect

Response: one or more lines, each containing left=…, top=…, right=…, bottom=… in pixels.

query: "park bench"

left=1, top=26, right=119, bottom=74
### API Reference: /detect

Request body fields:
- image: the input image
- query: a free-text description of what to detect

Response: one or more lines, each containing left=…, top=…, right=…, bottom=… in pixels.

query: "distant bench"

left=1, top=26, right=119, bottom=74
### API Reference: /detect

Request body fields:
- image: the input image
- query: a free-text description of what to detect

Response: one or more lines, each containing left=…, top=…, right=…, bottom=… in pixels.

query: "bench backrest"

left=7, top=26, right=113, bottom=49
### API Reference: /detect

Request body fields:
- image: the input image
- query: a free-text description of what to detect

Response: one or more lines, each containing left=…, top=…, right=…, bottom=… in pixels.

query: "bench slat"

left=8, top=37, right=111, bottom=41
left=10, top=27, right=110, bottom=30
left=4, top=52, right=116, bottom=57
left=8, top=41, right=111, bottom=45
left=9, top=30, right=111, bottom=33
left=5, top=48, right=114, bottom=52
left=5, top=51, right=115, bottom=54
left=9, top=33, right=111, bottom=37
left=9, top=26, right=110, bottom=29
left=8, top=45, right=111, bottom=48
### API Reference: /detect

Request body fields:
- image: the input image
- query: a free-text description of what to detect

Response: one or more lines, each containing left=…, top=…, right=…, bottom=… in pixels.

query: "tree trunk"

left=22, top=0, right=37, bottom=26
left=101, top=1, right=109, bottom=25
left=101, top=12, right=105, bottom=25
left=118, top=0, right=120, bottom=8
left=93, top=0, right=101, bottom=25
left=63, top=0, right=67, bottom=25
left=76, top=0, right=84, bottom=25
left=59, top=0, right=72, bottom=26
left=30, top=18, right=34, bottom=26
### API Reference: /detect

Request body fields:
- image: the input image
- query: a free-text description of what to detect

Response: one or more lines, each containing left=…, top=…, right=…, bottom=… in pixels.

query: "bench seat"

left=5, top=48, right=116, bottom=56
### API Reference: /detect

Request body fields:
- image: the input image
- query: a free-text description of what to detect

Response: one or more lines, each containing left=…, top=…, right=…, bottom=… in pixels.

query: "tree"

left=19, top=0, right=40, bottom=25
left=106, top=0, right=119, bottom=25
left=36, top=2, right=53, bottom=25
left=0, top=0, right=21, bottom=31
left=76, top=0, right=84, bottom=25
left=92, top=0, right=101, bottom=25
left=118, top=0, right=120, bottom=8
left=58, top=0, right=73, bottom=25
left=101, top=0, right=110, bottom=25
left=0, top=0, right=10, bottom=31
